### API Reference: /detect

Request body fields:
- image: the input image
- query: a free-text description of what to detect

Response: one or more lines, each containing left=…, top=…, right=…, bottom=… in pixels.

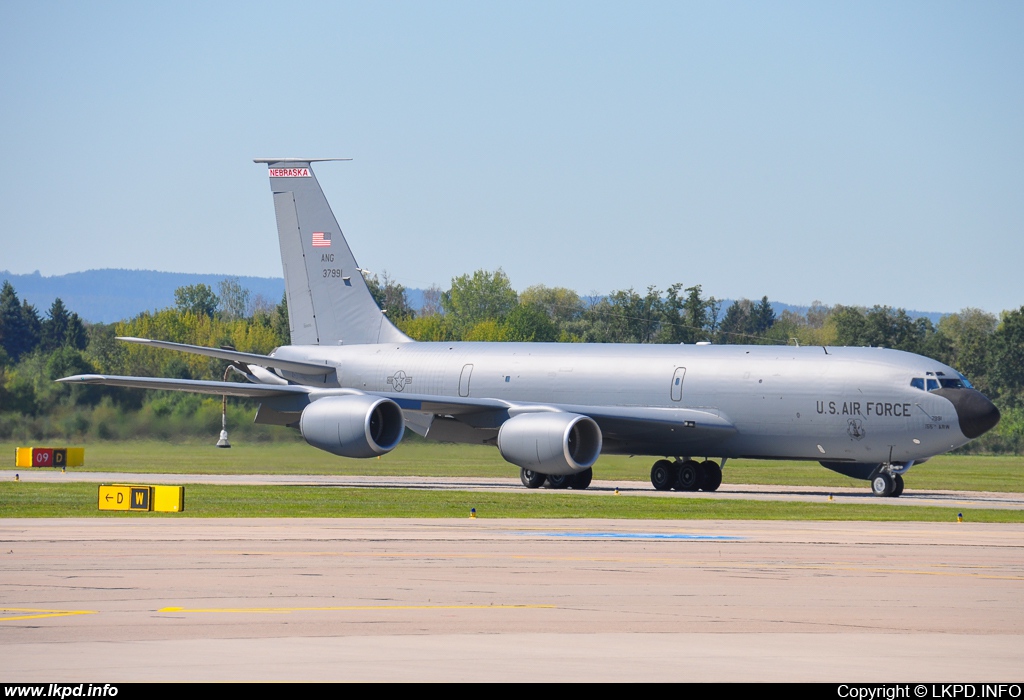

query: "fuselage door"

left=670, top=367, right=686, bottom=402
left=459, top=364, right=474, bottom=397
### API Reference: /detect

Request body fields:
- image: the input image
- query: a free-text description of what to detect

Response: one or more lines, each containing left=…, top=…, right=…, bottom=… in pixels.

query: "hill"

left=0, top=269, right=285, bottom=324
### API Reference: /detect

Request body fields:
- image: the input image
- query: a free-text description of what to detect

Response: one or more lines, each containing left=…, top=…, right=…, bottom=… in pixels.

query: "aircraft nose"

left=934, top=388, right=1001, bottom=439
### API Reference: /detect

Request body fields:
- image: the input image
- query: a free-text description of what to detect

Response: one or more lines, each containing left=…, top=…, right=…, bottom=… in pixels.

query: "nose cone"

left=934, top=388, right=1001, bottom=439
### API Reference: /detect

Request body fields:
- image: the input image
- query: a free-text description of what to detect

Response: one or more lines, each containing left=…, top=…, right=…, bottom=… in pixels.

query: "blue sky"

left=1, top=1, right=1021, bottom=313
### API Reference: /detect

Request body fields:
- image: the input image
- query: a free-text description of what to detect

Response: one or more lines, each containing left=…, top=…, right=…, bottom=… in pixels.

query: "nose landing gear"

left=871, top=470, right=906, bottom=498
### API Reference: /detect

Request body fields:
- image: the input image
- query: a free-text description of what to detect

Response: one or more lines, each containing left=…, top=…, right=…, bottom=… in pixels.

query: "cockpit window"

left=912, top=372, right=972, bottom=391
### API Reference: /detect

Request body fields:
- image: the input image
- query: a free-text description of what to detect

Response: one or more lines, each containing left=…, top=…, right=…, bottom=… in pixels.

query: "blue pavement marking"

left=514, top=532, right=744, bottom=541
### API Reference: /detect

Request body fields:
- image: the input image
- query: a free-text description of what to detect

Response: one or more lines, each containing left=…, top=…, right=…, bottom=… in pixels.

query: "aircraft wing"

left=381, top=391, right=730, bottom=425
left=116, top=336, right=335, bottom=375
left=364, top=390, right=735, bottom=444
left=365, top=392, right=512, bottom=415
left=57, top=374, right=312, bottom=398
left=57, top=372, right=735, bottom=444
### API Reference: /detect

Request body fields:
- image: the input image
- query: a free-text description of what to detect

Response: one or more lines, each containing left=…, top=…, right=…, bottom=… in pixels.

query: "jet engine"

left=497, top=412, right=602, bottom=475
left=300, top=395, right=405, bottom=458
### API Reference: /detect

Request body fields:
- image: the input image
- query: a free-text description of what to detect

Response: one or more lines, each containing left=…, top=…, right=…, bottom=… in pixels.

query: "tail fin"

left=256, top=158, right=411, bottom=346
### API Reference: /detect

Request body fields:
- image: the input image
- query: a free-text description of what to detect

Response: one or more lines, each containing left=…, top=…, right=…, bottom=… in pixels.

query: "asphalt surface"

left=2, top=518, right=1022, bottom=681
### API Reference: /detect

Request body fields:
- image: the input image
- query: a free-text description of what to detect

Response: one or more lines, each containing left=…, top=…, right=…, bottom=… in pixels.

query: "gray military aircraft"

left=59, top=159, right=1001, bottom=497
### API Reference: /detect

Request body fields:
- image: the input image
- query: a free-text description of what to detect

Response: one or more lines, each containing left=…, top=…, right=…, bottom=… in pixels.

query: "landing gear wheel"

left=891, top=474, right=905, bottom=498
left=520, top=468, right=547, bottom=489
left=570, top=468, right=593, bottom=490
left=871, top=473, right=894, bottom=497
left=699, top=460, right=722, bottom=492
left=676, top=460, right=703, bottom=491
left=546, top=474, right=571, bottom=489
left=650, top=460, right=676, bottom=491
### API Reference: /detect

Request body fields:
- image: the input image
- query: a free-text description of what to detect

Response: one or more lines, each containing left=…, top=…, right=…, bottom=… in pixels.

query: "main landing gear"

left=650, top=459, right=722, bottom=492
left=520, top=468, right=593, bottom=490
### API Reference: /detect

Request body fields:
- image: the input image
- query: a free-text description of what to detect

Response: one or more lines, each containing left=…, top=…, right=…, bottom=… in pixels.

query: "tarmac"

left=2, top=518, right=1022, bottom=681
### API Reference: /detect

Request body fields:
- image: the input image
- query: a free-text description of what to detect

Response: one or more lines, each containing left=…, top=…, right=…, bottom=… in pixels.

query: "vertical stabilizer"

left=256, top=159, right=411, bottom=346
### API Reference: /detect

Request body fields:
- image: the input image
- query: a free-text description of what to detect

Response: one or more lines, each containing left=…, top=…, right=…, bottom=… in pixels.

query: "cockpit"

left=909, top=371, right=972, bottom=392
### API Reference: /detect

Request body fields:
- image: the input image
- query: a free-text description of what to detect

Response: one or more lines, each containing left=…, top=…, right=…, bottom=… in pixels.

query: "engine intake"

left=497, top=412, right=602, bottom=475
left=300, top=395, right=405, bottom=458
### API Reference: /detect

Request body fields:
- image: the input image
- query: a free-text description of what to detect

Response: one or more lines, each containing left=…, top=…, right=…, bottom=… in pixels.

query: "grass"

left=3, top=440, right=1023, bottom=492
left=2, top=482, right=1022, bottom=522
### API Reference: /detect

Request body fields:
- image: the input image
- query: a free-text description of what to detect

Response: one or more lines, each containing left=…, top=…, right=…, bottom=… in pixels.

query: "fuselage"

left=271, top=341, right=981, bottom=465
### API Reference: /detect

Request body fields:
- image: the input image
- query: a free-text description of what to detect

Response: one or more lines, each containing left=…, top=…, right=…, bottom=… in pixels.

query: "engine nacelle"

left=497, top=412, right=602, bottom=475
left=300, top=395, right=405, bottom=458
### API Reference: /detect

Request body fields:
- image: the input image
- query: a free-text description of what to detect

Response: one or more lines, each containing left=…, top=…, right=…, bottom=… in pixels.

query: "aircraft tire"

left=676, top=460, right=703, bottom=491
left=891, top=474, right=905, bottom=498
left=520, top=468, right=547, bottom=489
left=871, top=473, right=894, bottom=497
left=700, top=461, right=722, bottom=492
left=570, top=468, right=593, bottom=490
left=650, top=460, right=676, bottom=491
left=546, top=474, right=571, bottom=489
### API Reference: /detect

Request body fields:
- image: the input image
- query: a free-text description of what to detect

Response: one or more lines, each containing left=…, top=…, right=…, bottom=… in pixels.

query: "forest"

left=1, top=271, right=1022, bottom=453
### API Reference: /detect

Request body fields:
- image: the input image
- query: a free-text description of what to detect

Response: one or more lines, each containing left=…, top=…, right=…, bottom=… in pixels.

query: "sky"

left=1, top=1, right=1022, bottom=314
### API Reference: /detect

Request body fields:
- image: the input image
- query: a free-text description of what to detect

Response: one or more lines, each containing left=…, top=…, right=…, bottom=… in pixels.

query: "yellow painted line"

left=159, top=604, right=555, bottom=614
left=0, top=608, right=97, bottom=622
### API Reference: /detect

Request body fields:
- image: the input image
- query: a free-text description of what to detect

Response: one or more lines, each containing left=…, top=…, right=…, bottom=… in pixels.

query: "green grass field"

left=3, top=440, right=1023, bottom=492
left=2, top=482, right=1021, bottom=522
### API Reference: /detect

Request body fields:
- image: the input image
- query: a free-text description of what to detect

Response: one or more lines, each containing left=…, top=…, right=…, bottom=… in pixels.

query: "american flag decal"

left=312, top=232, right=332, bottom=247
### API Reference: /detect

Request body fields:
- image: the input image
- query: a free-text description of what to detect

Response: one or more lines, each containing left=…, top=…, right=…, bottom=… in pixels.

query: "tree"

left=829, top=305, right=868, bottom=346
left=502, top=303, right=558, bottom=342
left=583, top=287, right=661, bottom=343
left=364, top=270, right=415, bottom=322
left=805, top=301, right=830, bottom=329
left=174, top=284, right=219, bottom=318
left=655, top=284, right=686, bottom=344
left=41, top=298, right=70, bottom=351
left=40, top=298, right=87, bottom=352
left=751, top=296, right=776, bottom=335
left=217, top=278, right=251, bottom=320
left=519, top=285, right=584, bottom=326
left=272, top=293, right=290, bottom=346
left=861, top=306, right=924, bottom=352
left=989, top=307, right=1024, bottom=406
left=717, top=300, right=753, bottom=344
left=936, top=308, right=997, bottom=388
left=420, top=284, right=443, bottom=317
left=399, top=314, right=455, bottom=341
left=682, top=285, right=712, bottom=342
left=0, top=282, right=41, bottom=363
left=441, top=269, right=518, bottom=335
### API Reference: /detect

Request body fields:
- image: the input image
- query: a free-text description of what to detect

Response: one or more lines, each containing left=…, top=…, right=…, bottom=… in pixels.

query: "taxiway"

left=2, top=518, right=1022, bottom=681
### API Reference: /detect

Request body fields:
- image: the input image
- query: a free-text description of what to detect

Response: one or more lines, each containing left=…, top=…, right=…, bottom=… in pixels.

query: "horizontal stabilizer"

left=116, top=337, right=335, bottom=375
left=57, top=374, right=312, bottom=398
